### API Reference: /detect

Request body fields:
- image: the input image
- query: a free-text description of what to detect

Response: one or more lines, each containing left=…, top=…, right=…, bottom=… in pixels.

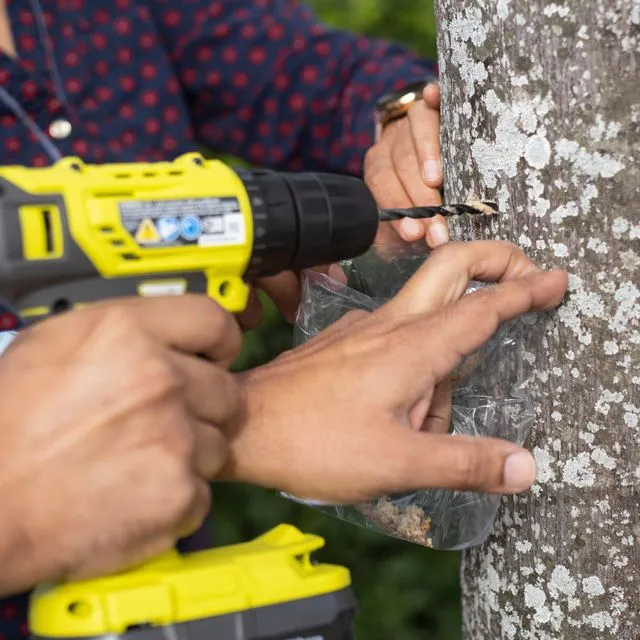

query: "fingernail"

left=423, top=159, right=441, bottom=183
left=401, top=217, right=423, bottom=240
left=428, top=222, right=449, bottom=246
left=503, top=451, right=537, bottom=492
left=423, top=82, right=436, bottom=95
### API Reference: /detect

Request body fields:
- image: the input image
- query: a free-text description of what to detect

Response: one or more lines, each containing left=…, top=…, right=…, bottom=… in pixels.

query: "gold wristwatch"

left=374, top=79, right=435, bottom=140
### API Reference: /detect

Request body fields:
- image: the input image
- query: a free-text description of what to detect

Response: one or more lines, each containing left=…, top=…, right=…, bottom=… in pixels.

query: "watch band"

left=374, top=79, right=435, bottom=141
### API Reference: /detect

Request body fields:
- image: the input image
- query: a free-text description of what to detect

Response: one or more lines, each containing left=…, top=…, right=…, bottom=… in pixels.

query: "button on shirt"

left=0, top=1, right=436, bottom=637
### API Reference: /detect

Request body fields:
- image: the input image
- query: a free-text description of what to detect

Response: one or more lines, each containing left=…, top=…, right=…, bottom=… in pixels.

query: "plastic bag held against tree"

left=288, top=244, right=542, bottom=550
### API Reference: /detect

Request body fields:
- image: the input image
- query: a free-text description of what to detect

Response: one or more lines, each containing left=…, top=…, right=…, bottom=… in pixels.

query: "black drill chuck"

left=237, top=169, right=379, bottom=279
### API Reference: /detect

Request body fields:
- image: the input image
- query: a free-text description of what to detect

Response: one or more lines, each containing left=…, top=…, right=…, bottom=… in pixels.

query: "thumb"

left=384, top=430, right=537, bottom=494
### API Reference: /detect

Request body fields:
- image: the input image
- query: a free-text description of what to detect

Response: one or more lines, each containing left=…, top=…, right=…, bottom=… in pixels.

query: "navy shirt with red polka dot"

left=1, top=0, right=436, bottom=173
left=0, top=1, right=436, bottom=636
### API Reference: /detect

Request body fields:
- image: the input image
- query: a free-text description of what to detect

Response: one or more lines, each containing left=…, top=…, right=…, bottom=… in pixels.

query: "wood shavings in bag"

left=358, top=498, right=433, bottom=547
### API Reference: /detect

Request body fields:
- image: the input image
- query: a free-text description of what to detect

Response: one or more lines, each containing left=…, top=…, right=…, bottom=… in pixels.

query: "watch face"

left=375, top=80, right=430, bottom=109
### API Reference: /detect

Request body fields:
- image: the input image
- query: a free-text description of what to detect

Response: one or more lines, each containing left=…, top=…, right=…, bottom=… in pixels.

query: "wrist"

left=374, top=78, right=436, bottom=142
left=221, top=367, right=286, bottom=489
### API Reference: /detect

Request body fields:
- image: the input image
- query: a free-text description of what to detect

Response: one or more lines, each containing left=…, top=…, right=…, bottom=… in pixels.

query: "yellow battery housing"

left=29, top=525, right=353, bottom=639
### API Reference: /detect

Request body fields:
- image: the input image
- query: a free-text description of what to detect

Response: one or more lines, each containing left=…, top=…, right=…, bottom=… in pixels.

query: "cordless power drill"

left=0, top=152, right=495, bottom=322
left=0, top=153, right=494, bottom=640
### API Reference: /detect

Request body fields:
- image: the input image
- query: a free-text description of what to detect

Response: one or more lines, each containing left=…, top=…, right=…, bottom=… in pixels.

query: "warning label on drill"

left=118, top=197, right=246, bottom=248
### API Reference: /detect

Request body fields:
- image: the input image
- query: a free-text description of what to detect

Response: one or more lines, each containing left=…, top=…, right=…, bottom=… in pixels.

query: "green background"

left=214, top=2, right=462, bottom=638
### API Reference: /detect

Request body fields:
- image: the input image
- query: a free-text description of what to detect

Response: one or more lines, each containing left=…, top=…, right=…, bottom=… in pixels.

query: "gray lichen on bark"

left=435, top=0, right=639, bottom=638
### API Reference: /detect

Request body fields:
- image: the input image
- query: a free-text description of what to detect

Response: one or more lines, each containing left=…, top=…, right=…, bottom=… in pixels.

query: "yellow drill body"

left=0, top=152, right=379, bottom=324
left=0, top=153, right=256, bottom=319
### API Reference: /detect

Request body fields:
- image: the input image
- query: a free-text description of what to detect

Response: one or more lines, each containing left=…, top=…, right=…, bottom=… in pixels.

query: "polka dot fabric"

left=0, top=2, right=436, bottom=637
left=0, top=0, right=436, bottom=173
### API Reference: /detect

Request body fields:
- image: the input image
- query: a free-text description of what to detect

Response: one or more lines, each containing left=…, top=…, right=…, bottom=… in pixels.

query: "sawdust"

left=358, top=497, right=433, bottom=547
left=467, top=194, right=499, bottom=215
left=450, top=352, right=483, bottom=383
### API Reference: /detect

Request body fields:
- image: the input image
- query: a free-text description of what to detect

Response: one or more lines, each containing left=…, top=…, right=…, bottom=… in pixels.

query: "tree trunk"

left=434, top=1, right=639, bottom=638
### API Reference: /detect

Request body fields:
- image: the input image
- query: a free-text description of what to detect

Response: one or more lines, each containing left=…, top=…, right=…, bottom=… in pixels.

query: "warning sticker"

left=119, top=197, right=246, bottom=248
left=135, top=218, right=161, bottom=244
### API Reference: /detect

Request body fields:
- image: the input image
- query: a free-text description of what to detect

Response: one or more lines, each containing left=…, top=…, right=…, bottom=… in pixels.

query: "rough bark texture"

left=435, top=1, right=639, bottom=638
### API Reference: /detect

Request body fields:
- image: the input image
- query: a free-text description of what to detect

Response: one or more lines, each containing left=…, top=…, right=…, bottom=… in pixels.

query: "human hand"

left=0, top=296, right=241, bottom=595
left=221, top=241, right=568, bottom=503
left=239, top=85, right=445, bottom=329
left=365, top=83, right=448, bottom=247
left=236, top=265, right=348, bottom=329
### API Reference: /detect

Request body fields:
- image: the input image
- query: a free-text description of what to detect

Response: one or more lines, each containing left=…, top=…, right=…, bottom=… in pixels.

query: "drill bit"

left=378, top=200, right=498, bottom=222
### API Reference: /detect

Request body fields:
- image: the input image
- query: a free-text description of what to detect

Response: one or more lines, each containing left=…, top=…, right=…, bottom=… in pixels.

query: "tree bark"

left=434, top=1, right=639, bottom=638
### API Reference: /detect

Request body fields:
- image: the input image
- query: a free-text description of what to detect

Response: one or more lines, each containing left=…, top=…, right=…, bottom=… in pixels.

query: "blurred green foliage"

left=214, top=2, right=462, bottom=639
left=307, top=0, right=438, bottom=59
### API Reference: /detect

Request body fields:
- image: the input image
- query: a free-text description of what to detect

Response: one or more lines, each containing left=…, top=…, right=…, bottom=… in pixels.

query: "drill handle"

left=14, top=274, right=212, bottom=325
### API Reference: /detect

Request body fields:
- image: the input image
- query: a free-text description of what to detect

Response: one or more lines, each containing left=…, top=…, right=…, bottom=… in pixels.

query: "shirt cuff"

left=0, top=331, right=18, bottom=356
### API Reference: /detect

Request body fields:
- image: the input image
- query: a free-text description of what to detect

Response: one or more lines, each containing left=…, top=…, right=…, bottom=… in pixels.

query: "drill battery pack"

left=28, top=525, right=356, bottom=640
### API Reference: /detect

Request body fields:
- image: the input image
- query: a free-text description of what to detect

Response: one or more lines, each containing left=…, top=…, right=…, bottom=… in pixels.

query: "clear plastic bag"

left=289, top=242, right=538, bottom=550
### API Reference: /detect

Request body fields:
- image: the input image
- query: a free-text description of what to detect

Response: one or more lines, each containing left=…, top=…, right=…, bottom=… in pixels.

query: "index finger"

left=423, top=83, right=440, bottom=111
left=96, top=295, right=243, bottom=366
left=380, top=240, right=543, bottom=317
left=407, top=99, right=443, bottom=189
left=389, top=269, right=568, bottom=394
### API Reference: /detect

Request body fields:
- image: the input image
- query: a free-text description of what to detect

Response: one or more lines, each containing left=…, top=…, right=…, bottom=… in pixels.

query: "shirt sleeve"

left=148, top=0, right=437, bottom=175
